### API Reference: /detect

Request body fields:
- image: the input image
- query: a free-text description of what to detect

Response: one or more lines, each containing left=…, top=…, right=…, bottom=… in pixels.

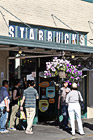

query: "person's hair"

left=14, top=79, right=20, bottom=86
left=62, top=79, right=68, bottom=87
left=27, top=80, right=35, bottom=87
left=2, top=80, right=8, bottom=86
left=71, top=82, right=77, bottom=90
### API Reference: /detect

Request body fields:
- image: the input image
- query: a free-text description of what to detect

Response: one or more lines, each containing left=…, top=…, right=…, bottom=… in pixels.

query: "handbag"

left=16, top=108, right=20, bottom=118
left=78, top=91, right=85, bottom=110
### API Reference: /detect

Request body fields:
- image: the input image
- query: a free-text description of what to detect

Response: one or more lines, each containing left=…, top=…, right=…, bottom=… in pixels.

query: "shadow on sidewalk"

left=83, top=122, right=93, bottom=131
left=38, top=120, right=59, bottom=127
left=38, top=120, right=72, bottom=135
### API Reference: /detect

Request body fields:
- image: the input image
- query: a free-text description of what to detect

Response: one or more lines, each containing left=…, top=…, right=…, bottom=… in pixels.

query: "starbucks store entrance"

left=9, top=53, right=60, bottom=124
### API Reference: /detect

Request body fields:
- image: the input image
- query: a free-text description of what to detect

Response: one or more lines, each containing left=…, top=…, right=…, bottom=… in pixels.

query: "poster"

left=39, top=81, right=49, bottom=88
left=49, top=99, right=55, bottom=104
left=1, top=72, right=4, bottom=78
left=46, top=86, right=55, bottom=98
left=39, top=100, right=49, bottom=112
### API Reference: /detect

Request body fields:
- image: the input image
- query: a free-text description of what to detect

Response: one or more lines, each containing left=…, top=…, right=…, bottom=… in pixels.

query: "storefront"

left=0, top=21, right=93, bottom=123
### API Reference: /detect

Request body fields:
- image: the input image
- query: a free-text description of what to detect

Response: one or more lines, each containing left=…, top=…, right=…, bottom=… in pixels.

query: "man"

left=0, top=80, right=10, bottom=133
left=20, top=80, right=39, bottom=134
left=66, top=82, right=85, bottom=136
left=58, top=80, right=70, bottom=129
left=9, top=79, right=21, bottom=130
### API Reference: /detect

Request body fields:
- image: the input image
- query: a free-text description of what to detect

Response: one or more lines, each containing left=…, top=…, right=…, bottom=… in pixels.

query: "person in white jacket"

left=66, top=82, right=85, bottom=136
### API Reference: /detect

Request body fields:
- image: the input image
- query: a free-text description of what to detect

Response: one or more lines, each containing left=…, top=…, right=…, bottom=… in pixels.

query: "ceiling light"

left=18, top=48, right=22, bottom=54
left=71, top=55, right=75, bottom=59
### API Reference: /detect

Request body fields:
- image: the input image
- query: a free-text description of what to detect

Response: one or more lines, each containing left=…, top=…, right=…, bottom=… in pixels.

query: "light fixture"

left=71, top=54, right=75, bottom=59
left=18, top=48, right=22, bottom=54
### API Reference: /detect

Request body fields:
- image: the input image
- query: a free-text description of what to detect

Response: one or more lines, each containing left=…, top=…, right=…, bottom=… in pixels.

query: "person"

left=58, top=80, right=70, bottom=129
left=0, top=80, right=10, bottom=133
left=9, top=79, right=21, bottom=130
left=20, top=80, right=39, bottom=134
left=66, top=82, right=85, bottom=136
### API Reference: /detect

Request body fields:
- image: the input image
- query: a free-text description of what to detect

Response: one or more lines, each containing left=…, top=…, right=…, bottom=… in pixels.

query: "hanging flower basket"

left=44, top=57, right=86, bottom=85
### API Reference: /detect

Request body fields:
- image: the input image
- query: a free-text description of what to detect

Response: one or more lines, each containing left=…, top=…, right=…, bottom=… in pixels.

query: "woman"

left=66, top=82, right=85, bottom=136
left=58, top=80, right=70, bottom=129
left=9, top=79, right=21, bottom=130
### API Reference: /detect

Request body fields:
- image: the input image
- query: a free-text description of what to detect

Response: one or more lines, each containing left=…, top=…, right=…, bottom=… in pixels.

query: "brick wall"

left=0, top=0, right=93, bottom=46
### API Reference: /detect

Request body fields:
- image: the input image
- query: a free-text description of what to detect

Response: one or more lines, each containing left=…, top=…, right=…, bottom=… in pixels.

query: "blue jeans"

left=61, top=105, right=69, bottom=127
left=0, top=106, right=8, bottom=131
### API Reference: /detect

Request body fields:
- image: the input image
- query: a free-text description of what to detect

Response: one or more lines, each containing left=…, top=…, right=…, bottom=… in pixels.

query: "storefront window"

left=9, top=57, right=37, bottom=89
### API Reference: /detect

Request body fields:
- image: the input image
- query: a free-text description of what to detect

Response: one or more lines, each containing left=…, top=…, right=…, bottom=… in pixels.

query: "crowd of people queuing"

left=0, top=79, right=39, bottom=134
left=0, top=78, right=85, bottom=136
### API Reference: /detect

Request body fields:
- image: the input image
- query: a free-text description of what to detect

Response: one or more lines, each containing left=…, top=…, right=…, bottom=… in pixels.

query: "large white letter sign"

left=9, top=26, right=14, bottom=37
left=80, top=35, right=85, bottom=46
left=48, top=31, right=52, bottom=42
left=29, top=29, right=34, bottom=40
left=56, top=32, right=61, bottom=43
left=39, top=30, right=44, bottom=41
left=64, top=33, right=69, bottom=44
left=72, top=34, right=77, bottom=44
left=20, top=27, right=24, bottom=38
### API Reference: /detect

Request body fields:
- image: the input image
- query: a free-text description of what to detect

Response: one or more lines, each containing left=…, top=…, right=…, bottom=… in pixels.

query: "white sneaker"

left=80, top=132, right=85, bottom=135
left=72, top=133, right=75, bottom=136
left=9, top=128, right=16, bottom=131
left=71, top=131, right=75, bottom=136
left=25, top=130, right=33, bottom=134
left=0, top=130, right=9, bottom=133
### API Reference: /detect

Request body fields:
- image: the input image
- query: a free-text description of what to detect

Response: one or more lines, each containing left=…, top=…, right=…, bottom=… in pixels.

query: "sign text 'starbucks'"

left=9, top=22, right=87, bottom=46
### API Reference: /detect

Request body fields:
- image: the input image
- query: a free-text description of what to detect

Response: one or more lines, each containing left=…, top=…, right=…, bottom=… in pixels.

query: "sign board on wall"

left=46, top=86, right=55, bottom=98
left=9, top=21, right=87, bottom=46
left=39, top=100, right=49, bottom=112
left=1, top=72, right=4, bottom=78
left=39, top=81, right=49, bottom=88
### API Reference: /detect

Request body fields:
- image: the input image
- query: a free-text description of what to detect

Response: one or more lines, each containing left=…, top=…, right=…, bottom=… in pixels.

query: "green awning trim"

left=0, top=35, right=93, bottom=53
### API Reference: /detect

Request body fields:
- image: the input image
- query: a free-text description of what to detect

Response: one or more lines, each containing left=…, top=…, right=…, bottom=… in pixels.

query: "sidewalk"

left=0, top=118, right=93, bottom=140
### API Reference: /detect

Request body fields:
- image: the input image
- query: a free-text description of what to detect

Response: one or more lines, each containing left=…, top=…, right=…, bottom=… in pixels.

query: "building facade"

left=0, top=0, right=93, bottom=120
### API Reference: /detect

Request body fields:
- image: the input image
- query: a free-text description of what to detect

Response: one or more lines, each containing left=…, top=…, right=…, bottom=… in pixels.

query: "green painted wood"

left=61, top=32, right=63, bottom=44
left=53, top=31, right=55, bottom=42
left=15, top=26, right=18, bottom=38
left=77, top=33, right=79, bottom=45
left=25, top=28, right=28, bottom=39
left=0, top=35, right=93, bottom=53
left=69, top=33, right=72, bottom=44
left=35, top=29, right=38, bottom=40
left=85, top=34, right=87, bottom=46
left=44, top=30, right=46, bottom=41
left=82, top=0, right=93, bottom=3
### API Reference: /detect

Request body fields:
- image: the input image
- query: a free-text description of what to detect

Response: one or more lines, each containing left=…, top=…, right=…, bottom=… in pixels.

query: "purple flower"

left=78, top=82, right=80, bottom=86
left=78, top=64, right=81, bottom=67
left=78, top=71, right=82, bottom=76
left=76, top=77, right=80, bottom=80
left=71, top=76, right=74, bottom=79
left=66, top=64, right=70, bottom=67
left=68, top=69, right=72, bottom=73
left=74, top=69, right=77, bottom=73
left=66, top=69, right=69, bottom=72
left=69, top=82, right=72, bottom=85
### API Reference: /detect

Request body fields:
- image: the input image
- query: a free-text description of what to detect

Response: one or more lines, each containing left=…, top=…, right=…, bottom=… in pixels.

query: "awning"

left=0, top=35, right=93, bottom=54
